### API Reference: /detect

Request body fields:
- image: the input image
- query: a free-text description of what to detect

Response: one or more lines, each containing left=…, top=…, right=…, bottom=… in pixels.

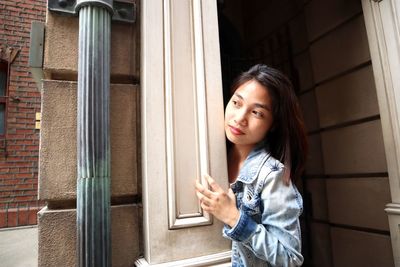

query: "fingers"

left=195, top=179, right=213, bottom=198
left=200, top=201, right=212, bottom=212
left=204, top=174, right=224, bottom=193
left=195, top=175, right=227, bottom=209
left=195, top=189, right=207, bottom=202
left=195, top=185, right=214, bottom=212
left=196, top=191, right=212, bottom=206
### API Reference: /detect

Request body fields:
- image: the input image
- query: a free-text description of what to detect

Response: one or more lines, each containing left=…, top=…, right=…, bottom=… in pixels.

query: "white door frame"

left=138, top=0, right=231, bottom=265
left=362, top=0, right=400, bottom=265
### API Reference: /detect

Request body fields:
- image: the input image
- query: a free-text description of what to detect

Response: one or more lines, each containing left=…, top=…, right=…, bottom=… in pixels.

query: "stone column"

left=75, top=1, right=113, bottom=266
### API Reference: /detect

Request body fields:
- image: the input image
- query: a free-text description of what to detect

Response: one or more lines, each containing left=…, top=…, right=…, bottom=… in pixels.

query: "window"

left=0, top=60, right=8, bottom=137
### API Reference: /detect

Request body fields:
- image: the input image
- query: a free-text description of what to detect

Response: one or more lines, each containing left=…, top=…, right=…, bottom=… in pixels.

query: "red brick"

left=15, top=140, right=32, bottom=145
left=15, top=129, right=34, bottom=134
left=15, top=195, right=35, bottom=202
left=6, top=134, right=25, bottom=139
left=3, top=179, right=19, bottom=184
left=23, top=178, right=36, bottom=184
left=8, top=162, right=32, bottom=167
left=16, top=173, right=33, bottom=179
left=16, top=183, right=33, bottom=189
left=26, top=91, right=40, bottom=97
left=0, top=207, right=40, bottom=228
left=25, top=145, right=39, bottom=151
left=6, top=145, right=23, bottom=150
left=0, top=191, right=12, bottom=197
left=15, top=151, right=32, bottom=156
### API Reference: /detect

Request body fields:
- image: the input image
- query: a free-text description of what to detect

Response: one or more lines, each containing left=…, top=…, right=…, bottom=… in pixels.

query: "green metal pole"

left=76, top=1, right=113, bottom=266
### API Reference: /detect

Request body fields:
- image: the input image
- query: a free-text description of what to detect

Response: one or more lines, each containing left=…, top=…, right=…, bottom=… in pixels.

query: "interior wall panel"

left=310, top=15, right=371, bottom=83
left=306, top=179, right=329, bottom=221
left=310, top=222, right=333, bottom=267
left=299, top=90, right=320, bottom=132
left=316, top=65, right=379, bottom=128
left=293, top=51, right=315, bottom=91
left=321, top=120, right=387, bottom=174
left=306, top=134, right=324, bottom=175
left=331, top=227, right=394, bottom=267
left=305, top=0, right=362, bottom=41
left=288, top=12, right=309, bottom=54
left=326, top=177, right=391, bottom=231
left=243, top=0, right=300, bottom=45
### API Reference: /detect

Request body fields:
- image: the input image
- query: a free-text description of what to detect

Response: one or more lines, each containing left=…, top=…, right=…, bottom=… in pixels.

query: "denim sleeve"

left=223, top=167, right=304, bottom=267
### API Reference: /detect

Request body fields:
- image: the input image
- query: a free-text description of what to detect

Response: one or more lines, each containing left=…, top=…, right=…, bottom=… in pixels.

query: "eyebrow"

left=234, top=93, right=271, bottom=111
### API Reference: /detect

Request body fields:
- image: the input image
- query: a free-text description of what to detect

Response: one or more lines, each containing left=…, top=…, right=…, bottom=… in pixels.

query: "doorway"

left=217, top=0, right=394, bottom=266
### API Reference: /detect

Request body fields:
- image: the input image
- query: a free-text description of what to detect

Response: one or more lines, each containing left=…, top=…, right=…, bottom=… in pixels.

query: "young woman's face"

left=225, top=80, right=274, bottom=150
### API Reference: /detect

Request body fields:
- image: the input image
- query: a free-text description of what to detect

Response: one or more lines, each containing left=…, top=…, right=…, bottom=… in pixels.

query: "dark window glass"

left=0, top=70, right=6, bottom=96
left=0, top=62, right=7, bottom=136
left=0, top=104, right=4, bottom=135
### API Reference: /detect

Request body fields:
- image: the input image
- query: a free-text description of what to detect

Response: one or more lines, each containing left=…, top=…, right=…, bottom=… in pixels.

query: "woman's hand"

left=195, top=174, right=240, bottom=228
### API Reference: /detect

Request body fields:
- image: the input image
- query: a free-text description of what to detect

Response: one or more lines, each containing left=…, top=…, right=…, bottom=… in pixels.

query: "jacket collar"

left=235, top=142, right=270, bottom=184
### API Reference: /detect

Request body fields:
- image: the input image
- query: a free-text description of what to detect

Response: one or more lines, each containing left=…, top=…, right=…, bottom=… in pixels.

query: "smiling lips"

left=229, top=125, right=244, bottom=135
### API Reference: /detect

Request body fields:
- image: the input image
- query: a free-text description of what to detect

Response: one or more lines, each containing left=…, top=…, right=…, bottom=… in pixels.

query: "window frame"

left=0, top=59, right=9, bottom=139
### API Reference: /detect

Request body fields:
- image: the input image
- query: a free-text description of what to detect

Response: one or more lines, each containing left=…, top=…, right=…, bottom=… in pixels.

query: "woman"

left=195, top=64, right=307, bottom=266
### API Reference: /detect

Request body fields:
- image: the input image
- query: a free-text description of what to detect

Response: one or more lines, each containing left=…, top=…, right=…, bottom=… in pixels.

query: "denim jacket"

left=223, top=145, right=304, bottom=267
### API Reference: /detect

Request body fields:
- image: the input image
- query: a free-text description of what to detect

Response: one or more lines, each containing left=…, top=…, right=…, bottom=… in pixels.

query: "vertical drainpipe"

left=75, top=0, right=113, bottom=266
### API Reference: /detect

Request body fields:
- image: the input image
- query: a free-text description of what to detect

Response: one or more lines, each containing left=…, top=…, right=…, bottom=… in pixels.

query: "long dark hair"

left=230, top=64, right=308, bottom=184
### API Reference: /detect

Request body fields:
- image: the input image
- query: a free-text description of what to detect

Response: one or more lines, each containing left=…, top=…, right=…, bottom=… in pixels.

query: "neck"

left=227, top=144, right=254, bottom=183
left=231, top=144, right=254, bottom=161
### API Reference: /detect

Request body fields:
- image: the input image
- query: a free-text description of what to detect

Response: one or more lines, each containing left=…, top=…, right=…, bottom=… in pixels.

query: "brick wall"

left=0, top=0, right=46, bottom=227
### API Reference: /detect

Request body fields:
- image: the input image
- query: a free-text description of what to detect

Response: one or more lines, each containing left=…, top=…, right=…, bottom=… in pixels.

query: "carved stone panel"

left=164, top=0, right=211, bottom=229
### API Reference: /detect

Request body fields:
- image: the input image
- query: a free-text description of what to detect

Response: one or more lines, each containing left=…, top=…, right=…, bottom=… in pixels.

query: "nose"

left=234, top=109, right=247, bottom=126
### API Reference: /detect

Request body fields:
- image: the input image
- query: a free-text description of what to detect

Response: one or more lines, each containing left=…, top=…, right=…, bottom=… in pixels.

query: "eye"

left=252, top=110, right=264, bottom=118
left=231, top=99, right=240, bottom=107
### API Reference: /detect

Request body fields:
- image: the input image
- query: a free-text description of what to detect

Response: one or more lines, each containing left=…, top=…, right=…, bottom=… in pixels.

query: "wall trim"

left=135, top=251, right=231, bottom=267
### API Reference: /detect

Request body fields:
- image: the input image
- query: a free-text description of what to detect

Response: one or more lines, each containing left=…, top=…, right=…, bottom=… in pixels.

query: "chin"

left=226, top=136, right=246, bottom=146
left=225, top=133, right=239, bottom=144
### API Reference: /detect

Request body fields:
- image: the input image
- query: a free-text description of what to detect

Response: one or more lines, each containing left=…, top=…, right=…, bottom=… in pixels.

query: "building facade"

left=0, top=0, right=46, bottom=228
left=34, top=0, right=400, bottom=266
